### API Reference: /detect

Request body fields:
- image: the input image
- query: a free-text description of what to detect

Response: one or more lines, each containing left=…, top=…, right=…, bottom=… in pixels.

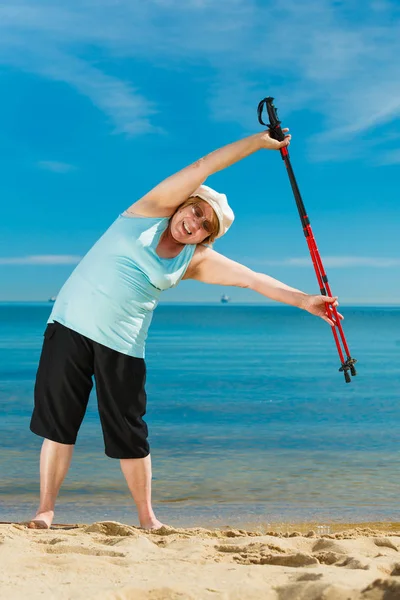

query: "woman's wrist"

left=297, top=293, right=310, bottom=310
left=250, top=132, right=265, bottom=149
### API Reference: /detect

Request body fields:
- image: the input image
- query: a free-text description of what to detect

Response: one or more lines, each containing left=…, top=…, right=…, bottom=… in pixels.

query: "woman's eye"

left=194, top=206, right=202, bottom=218
left=203, top=221, right=211, bottom=233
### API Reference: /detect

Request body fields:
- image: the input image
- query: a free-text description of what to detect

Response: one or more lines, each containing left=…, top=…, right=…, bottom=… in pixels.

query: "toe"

left=27, top=519, right=50, bottom=529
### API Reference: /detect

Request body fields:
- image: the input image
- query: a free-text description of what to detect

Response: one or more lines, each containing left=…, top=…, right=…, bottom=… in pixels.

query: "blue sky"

left=1, top=0, right=399, bottom=304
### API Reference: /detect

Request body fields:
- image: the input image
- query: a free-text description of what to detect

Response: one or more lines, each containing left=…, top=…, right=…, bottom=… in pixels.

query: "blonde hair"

left=174, top=196, right=220, bottom=245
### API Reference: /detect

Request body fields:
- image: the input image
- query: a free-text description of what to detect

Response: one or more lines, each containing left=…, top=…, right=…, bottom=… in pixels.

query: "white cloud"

left=378, top=149, right=400, bottom=165
left=32, top=50, right=160, bottom=136
left=0, top=0, right=399, bottom=156
left=255, top=256, right=400, bottom=268
left=0, top=255, right=81, bottom=265
left=37, top=160, right=76, bottom=173
left=0, top=3, right=161, bottom=136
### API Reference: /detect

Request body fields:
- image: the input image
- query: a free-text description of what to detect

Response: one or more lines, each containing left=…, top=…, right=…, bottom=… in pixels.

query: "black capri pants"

left=30, top=321, right=149, bottom=459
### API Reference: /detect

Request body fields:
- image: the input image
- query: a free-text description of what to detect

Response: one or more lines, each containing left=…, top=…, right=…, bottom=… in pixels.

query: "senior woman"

left=29, top=129, right=341, bottom=530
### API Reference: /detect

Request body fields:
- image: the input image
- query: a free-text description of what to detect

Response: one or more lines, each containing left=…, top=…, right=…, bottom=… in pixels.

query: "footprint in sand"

left=35, top=537, right=64, bottom=546
left=313, top=551, right=345, bottom=565
left=215, top=544, right=318, bottom=567
left=312, top=540, right=370, bottom=570
left=101, top=587, right=194, bottom=600
left=214, top=544, right=248, bottom=554
left=391, top=563, right=400, bottom=576
left=362, top=578, right=400, bottom=598
left=295, top=573, right=323, bottom=582
left=336, top=556, right=370, bottom=571
left=313, top=550, right=371, bottom=570
left=215, top=542, right=286, bottom=555
left=277, top=581, right=360, bottom=600
left=84, top=522, right=138, bottom=537
left=145, top=526, right=255, bottom=539
left=39, top=541, right=126, bottom=558
left=374, top=537, right=398, bottom=552
left=242, top=552, right=319, bottom=567
left=312, top=538, right=349, bottom=554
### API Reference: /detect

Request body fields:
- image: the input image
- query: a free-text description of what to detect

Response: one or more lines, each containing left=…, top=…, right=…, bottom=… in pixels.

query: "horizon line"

left=1, top=301, right=399, bottom=308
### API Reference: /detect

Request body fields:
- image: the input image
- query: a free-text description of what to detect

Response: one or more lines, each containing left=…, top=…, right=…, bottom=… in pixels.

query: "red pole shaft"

left=302, top=228, right=346, bottom=364
left=304, top=224, right=352, bottom=359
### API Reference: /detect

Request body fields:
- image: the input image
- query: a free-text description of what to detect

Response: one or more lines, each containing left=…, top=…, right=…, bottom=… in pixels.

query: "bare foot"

left=140, top=518, right=165, bottom=530
left=27, top=510, right=54, bottom=529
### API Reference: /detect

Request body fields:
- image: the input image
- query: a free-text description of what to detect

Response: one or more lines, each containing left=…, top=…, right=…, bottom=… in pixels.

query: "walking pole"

left=257, top=96, right=357, bottom=383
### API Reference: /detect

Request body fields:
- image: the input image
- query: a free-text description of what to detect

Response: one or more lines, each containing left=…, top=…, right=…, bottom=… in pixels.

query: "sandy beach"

left=1, top=522, right=400, bottom=599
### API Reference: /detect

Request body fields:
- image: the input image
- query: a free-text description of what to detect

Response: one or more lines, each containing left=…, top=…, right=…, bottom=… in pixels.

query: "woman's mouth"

left=183, top=220, right=192, bottom=235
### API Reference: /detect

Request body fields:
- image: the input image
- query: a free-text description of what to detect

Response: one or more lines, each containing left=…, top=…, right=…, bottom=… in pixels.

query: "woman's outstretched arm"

left=184, top=246, right=343, bottom=327
left=128, top=130, right=290, bottom=217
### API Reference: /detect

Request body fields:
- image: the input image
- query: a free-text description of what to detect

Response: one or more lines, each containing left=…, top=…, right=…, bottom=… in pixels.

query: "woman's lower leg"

left=29, top=438, right=74, bottom=528
left=120, top=454, right=163, bottom=529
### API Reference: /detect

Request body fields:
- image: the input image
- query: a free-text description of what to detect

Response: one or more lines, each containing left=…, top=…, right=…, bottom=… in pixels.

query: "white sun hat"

left=190, top=184, right=234, bottom=238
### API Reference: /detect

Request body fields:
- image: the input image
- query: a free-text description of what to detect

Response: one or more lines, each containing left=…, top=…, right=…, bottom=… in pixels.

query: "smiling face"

left=169, top=198, right=220, bottom=245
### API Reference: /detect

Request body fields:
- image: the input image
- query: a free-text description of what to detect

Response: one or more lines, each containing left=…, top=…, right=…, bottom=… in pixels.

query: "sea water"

left=0, top=303, right=399, bottom=527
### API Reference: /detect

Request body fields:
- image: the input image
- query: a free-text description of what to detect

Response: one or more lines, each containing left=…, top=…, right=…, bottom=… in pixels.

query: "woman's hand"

left=258, top=128, right=291, bottom=150
left=302, top=294, right=344, bottom=327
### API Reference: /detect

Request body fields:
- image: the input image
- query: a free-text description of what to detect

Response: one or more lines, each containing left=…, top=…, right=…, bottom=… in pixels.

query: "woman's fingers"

left=323, top=296, right=344, bottom=322
left=279, top=135, right=291, bottom=147
left=312, top=295, right=343, bottom=325
left=323, top=316, right=335, bottom=327
left=324, top=310, right=344, bottom=325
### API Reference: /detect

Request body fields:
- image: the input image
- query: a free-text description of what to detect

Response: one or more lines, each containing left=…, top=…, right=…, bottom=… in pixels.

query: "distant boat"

left=220, top=294, right=230, bottom=304
left=48, top=296, right=57, bottom=303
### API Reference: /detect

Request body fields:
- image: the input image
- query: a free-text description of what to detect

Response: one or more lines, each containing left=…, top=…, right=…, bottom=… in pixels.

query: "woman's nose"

left=192, top=220, right=202, bottom=233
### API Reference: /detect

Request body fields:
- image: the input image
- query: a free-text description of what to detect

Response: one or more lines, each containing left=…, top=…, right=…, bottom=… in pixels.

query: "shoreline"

left=2, top=520, right=400, bottom=533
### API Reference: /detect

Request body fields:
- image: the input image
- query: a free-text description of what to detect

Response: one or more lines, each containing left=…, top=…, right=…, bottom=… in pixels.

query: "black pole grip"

left=257, top=97, right=286, bottom=142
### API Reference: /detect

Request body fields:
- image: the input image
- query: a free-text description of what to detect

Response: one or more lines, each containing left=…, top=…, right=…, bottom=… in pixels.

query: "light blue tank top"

left=48, top=214, right=196, bottom=358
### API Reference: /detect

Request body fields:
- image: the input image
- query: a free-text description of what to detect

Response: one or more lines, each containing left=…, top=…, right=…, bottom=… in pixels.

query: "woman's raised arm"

left=127, top=130, right=290, bottom=217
